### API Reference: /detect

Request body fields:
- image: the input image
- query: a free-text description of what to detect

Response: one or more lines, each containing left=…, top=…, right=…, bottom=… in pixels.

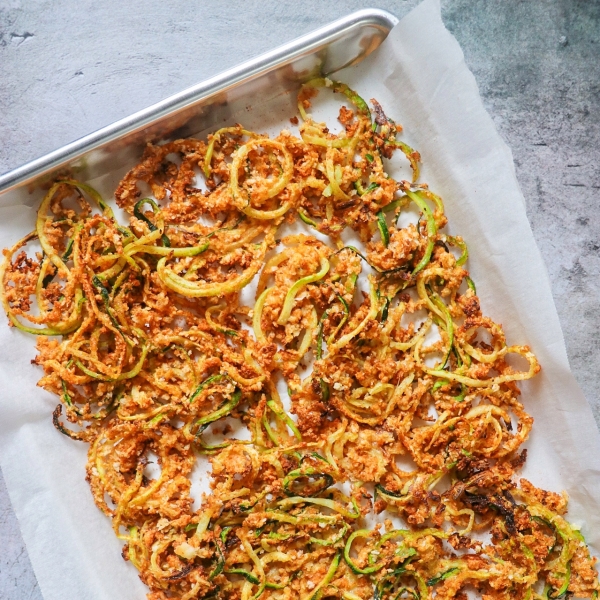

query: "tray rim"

left=0, top=8, right=398, bottom=196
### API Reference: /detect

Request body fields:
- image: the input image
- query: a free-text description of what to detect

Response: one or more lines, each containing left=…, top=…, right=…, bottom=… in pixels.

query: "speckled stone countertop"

left=1, top=1, right=598, bottom=597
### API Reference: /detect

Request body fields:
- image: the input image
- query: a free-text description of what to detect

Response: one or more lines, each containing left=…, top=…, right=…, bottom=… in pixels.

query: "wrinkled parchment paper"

left=1, top=1, right=599, bottom=598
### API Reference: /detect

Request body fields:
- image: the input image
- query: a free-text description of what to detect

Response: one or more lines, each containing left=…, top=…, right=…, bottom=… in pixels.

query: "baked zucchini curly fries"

left=1, top=78, right=598, bottom=600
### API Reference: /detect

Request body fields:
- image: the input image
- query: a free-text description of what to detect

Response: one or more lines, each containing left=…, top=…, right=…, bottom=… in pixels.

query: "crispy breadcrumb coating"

left=1, top=78, right=597, bottom=600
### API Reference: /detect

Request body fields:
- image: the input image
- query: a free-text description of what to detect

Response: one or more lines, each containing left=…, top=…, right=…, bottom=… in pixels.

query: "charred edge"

left=464, top=491, right=517, bottom=535
left=370, top=98, right=389, bottom=126
left=52, top=404, right=81, bottom=440
left=455, top=456, right=493, bottom=480
left=511, top=449, right=528, bottom=469
left=165, top=564, right=194, bottom=581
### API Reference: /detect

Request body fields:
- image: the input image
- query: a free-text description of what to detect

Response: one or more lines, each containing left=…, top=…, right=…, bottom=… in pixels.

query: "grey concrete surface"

left=0, top=0, right=599, bottom=597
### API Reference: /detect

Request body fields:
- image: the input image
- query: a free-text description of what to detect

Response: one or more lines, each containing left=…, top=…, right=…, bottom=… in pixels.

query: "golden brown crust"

left=0, top=81, right=596, bottom=600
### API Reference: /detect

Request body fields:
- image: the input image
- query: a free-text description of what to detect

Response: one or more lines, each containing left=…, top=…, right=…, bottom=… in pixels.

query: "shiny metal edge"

left=0, top=8, right=398, bottom=197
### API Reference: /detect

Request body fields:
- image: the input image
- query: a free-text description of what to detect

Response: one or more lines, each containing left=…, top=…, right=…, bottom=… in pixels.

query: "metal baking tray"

left=0, top=8, right=398, bottom=205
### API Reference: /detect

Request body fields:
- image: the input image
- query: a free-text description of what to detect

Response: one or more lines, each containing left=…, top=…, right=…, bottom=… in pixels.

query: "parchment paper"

left=1, top=1, right=599, bottom=598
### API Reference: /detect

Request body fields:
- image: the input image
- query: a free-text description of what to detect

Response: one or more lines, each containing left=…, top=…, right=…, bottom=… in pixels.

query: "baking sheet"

left=1, top=0, right=599, bottom=598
